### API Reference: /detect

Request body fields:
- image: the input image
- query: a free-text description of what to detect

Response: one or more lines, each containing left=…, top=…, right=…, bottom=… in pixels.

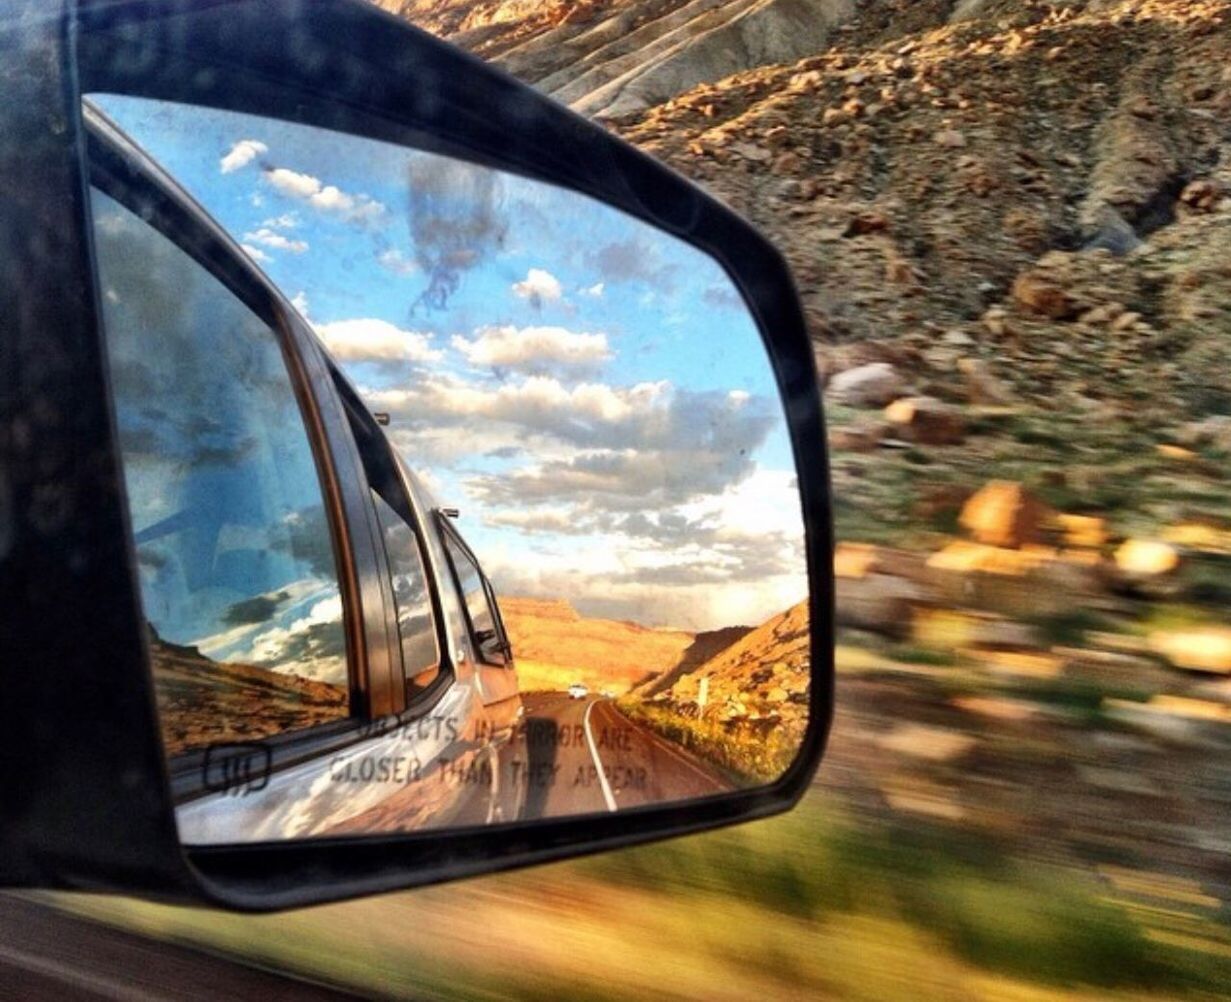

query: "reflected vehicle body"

left=175, top=462, right=528, bottom=843
left=85, top=103, right=527, bottom=842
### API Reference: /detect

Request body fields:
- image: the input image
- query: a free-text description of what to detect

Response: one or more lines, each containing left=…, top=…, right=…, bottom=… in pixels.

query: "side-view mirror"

left=0, top=0, right=832, bottom=910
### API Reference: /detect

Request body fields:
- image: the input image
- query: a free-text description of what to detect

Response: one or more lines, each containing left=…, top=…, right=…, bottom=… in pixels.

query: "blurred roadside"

left=40, top=1, right=1231, bottom=998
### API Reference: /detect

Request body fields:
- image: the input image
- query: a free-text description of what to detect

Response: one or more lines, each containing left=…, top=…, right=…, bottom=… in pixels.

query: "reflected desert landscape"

left=502, top=596, right=810, bottom=784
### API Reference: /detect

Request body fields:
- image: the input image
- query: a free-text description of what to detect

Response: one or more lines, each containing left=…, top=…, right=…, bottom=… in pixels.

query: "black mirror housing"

left=0, top=0, right=833, bottom=910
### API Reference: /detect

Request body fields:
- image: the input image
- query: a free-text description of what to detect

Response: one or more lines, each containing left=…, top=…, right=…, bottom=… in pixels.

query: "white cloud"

left=314, top=318, right=442, bottom=365
left=235, top=594, right=346, bottom=681
left=365, top=374, right=777, bottom=516
left=220, top=139, right=267, bottom=174
left=512, top=268, right=563, bottom=305
left=240, top=243, right=272, bottom=264
left=366, top=376, right=771, bottom=460
left=291, top=291, right=310, bottom=317
left=683, top=468, right=804, bottom=544
left=265, top=167, right=320, bottom=199
left=580, top=282, right=605, bottom=298
left=470, top=465, right=807, bottom=631
left=243, top=227, right=309, bottom=254
left=485, top=508, right=578, bottom=533
left=451, top=325, right=612, bottom=374
left=261, top=212, right=300, bottom=230
left=410, top=466, right=445, bottom=503
left=377, top=247, right=417, bottom=276
left=481, top=536, right=804, bottom=632
left=367, top=376, right=665, bottom=436
left=263, top=167, right=387, bottom=225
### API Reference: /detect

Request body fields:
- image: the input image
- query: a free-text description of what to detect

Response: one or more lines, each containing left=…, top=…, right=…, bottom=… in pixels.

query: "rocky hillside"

left=149, top=630, right=348, bottom=758
left=610, top=0, right=1230, bottom=404
left=501, top=595, right=709, bottom=691
left=376, top=0, right=855, bottom=117
left=378, top=0, right=1231, bottom=928
left=618, top=599, right=810, bottom=782
left=644, top=599, right=809, bottom=718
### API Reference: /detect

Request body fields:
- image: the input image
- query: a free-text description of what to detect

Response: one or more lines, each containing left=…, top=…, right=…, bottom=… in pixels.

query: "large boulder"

left=926, top=541, right=1103, bottom=618
left=1115, top=539, right=1180, bottom=579
left=884, top=396, right=966, bottom=445
left=959, top=481, right=1051, bottom=549
left=827, top=362, right=905, bottom=408
left=835, top=573, right=924, bottom=638
left=1149, top=629, right=1231, bottom=674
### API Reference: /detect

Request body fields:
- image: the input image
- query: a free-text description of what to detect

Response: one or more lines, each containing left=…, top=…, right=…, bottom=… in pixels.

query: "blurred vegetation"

left=615, top=699, right=798, bottom=785
left=43, top=794, right=1229, bottom=1000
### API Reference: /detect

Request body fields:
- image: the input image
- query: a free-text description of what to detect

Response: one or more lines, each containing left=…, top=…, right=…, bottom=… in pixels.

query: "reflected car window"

left=90, top=186, right=350, bottom=757
left=441, top=526, right=499, bottom=659
left=372, top=491, right=440, bottom=698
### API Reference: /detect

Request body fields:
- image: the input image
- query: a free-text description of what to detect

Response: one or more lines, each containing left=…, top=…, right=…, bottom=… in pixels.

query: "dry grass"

left=617, top=699, right=798, bottom=784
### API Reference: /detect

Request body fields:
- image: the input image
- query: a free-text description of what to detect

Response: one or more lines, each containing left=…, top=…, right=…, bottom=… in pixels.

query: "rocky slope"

left=149, top=630, right=348, bottom=757
left=643, top=599, right=809, bottom=717
left=376, top=0, right=856, bottom=117
left=501, top=595, right=697, bottom=691
left=500, top=595, right=755, bottom=693
left=378, top=0, right=1231, bottom=926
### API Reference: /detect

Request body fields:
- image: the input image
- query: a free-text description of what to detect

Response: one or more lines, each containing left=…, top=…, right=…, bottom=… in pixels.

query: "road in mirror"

left=87, top=95, right=809, bottom=842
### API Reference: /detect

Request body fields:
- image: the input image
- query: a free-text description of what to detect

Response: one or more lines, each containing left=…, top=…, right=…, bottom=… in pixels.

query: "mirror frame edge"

left=59, top=0, right=836, bottom=910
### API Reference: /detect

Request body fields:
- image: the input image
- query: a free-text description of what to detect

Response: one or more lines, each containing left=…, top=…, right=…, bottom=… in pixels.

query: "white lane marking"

left=583, top=698, right=619, bottom=812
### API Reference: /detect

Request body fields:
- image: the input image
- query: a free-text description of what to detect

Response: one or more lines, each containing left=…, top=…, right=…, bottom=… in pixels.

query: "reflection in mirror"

left=91, top=186, right=351, bottom=758
left=87, top=94, right=809, bottom=843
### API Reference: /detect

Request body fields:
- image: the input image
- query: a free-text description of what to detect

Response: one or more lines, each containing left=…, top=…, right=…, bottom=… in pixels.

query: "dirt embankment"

left=500, top=595, right=697, bottom=692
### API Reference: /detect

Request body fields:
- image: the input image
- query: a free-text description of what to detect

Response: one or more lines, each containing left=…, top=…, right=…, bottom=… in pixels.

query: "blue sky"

left=90, top=94, right=806, bottom=631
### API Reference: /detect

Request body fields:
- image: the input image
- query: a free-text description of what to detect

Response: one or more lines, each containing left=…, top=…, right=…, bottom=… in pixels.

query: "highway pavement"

left=509, top=693, right=734, bottom=819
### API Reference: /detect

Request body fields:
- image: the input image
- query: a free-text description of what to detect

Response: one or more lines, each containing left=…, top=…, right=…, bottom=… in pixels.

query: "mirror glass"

left=86, top=94, right=810, bottom=842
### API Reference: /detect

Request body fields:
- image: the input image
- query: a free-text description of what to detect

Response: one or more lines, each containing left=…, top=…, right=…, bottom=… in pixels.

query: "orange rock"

left=1115, top=539, right=1180, bottom=578
left=1012, top=271, right=1077, bottom=320
left=1148, top=629, right=1231, bottom=674
left=884, top=396, right=966, bottom=445
left=834, top=542, right=880, bottom=578
left=959, top=481, right=1051, bottom=548
left=1057, top=513, right=1107, bottom=549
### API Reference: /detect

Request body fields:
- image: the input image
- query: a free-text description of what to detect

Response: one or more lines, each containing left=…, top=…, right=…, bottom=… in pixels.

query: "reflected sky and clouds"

left=92, top=94, right=807, bottom=633
left=92, top=187, right=348, bottom=693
